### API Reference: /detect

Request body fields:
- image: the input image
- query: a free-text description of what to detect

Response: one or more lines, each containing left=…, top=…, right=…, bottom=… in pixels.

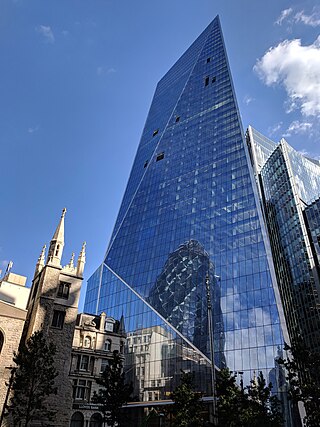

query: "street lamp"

left=205, top=273, right=218, bottom=426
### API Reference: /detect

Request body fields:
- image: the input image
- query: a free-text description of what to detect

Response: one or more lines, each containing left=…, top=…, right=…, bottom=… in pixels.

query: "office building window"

left=73, top=379, right=92, bottom=401
left=100, top=359, right=109, bottom=373
left=104, top=339, right=112, bottom=351
left=80, top=355, right=89, bottom=371
left=156, top=152, right=164, bottom=162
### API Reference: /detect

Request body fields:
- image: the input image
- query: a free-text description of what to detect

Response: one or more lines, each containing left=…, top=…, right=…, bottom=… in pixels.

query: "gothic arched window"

left=0, top=331, right=4, bottom=354
left=70, top=411, right=84, bottom=427
left=90, top=413, right=102, bottom=427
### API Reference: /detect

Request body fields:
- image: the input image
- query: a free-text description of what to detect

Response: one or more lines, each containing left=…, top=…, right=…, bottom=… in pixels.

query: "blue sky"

left=1, top=0, right=320, bottom=310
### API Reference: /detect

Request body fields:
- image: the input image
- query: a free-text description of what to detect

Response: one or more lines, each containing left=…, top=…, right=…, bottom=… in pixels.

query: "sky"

left=1, top=0, right=320, bottom=311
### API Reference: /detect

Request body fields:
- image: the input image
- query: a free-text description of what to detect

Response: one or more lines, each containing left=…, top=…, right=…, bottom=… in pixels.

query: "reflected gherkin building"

left=84, top=16, right=288, bottom=403
left=148, top=240, right=226, bottom=368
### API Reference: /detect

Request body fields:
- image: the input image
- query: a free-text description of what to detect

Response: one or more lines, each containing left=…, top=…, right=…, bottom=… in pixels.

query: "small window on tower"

left=57, top=282, right=70, bottom=299
left=175, top=116, right=180, bottom=123
left=206, top=57, right=211, bottom=63
left=144, top=160, right=148, bottom=168
left=153, top=129, right=159, bottom=137
left=156, top=152, right=164, bottom=162
left=212, top=76, right=216, bottom=83
left=51, top=310, right=65, bottom=329
left=205, top=76, right=209, bottom=86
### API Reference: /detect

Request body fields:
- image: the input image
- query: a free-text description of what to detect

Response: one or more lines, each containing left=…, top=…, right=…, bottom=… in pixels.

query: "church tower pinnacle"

left=76, top=241, right=86, bottom=277
left=46, top=208, right=66, bottom=267
left=34, top=244, right=46, bottom=277
left=24, top=207, right=85, bottom=426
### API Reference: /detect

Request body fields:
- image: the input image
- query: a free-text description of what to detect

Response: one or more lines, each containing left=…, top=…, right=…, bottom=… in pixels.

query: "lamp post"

left=205, top=273, right=218, bottom=426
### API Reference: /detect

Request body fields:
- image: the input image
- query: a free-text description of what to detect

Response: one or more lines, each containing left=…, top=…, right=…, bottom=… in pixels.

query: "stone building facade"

left=0, top=302, right=27, bottom=423
left=20, top=208, right=86, bottom=426
left=0, top=210, right=128, bottom=427
left=69, top=312, right=126, bottom=427
left=0, top=272, right=31, bottom=422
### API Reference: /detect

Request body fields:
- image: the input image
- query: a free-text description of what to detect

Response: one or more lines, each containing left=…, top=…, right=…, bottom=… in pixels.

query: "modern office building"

left=247, top=126, right=320, bottom=352
left=84, top=15, right=289, bottom=404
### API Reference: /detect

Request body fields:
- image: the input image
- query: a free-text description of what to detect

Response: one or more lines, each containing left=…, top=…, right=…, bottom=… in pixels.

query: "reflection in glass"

left=84, top=17, right=290, bottom=417
left=148, top=239, right=225, bottom=368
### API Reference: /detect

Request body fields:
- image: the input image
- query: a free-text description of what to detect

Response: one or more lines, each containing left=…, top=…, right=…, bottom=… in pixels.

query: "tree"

left=170, top=371, right=204, bottom=427
left=216, top=368, right=243, bottom=426
left=243, top=371, right=283, bottom=427
left=278, top=338, right=320, bottom=427
left=216, top=368, right=283, bottom=427
left=92, top=350, right=133, bottom=427
left=5, top=330, right=58, bottom=427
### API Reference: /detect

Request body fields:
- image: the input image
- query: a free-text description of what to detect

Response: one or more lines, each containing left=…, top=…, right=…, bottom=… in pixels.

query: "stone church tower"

left=23, top=208, right=86, bottom=426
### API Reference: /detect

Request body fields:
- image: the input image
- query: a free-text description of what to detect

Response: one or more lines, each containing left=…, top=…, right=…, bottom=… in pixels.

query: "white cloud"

left=275, top=7, right=320, bottom=27
left=28, top=125, right=40, bottom=134
left=36, top=25, right=55, bottom=43
left=254, top=36, right=320, bottom=117
left=275, top=8, right=293, bottom=25
left=283, top=120, right=312, bottom=137
left=243, top=95, right=254, bottom=105
left=294, top=10, right=320, bottom=27
left=268, top=122, right=282, bottom=136
left=97, top=66, right=116, bottom=76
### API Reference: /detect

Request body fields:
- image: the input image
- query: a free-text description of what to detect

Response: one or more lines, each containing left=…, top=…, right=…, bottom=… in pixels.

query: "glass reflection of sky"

left=85, top=17, right=284, bottom=400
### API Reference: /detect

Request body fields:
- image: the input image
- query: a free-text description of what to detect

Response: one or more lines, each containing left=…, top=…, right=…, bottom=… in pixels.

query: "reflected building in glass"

left=85, top=16, right=289, bottom=404
left=247, top=126, right=320, bottom=352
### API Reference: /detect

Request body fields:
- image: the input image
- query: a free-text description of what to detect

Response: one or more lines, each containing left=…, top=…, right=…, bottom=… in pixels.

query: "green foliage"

left=217, top=368, right=283, bottom=427
left=278, top=338, right=320, bottom=427
left=243, top=371, right=283, bottom=427
left=92, top=350, right=133, bottom=427
left=6, top=330, right=58, bottom=427
left=170, top=371, right=204, bottom=427
left=216, top=368, right=243, bottom=426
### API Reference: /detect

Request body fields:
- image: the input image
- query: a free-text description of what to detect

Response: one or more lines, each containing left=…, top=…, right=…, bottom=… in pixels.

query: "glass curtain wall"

left=85, top=17, right=286, bottom=402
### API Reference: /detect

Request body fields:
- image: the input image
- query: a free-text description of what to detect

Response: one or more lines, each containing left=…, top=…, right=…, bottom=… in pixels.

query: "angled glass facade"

left=305, top=198, right=320, bottom=267
left=247, top=127, right=320, bottom=352
left=85, top=17, right=287, bottom=401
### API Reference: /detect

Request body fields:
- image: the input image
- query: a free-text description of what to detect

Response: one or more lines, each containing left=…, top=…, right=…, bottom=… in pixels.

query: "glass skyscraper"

left=84, top=16, right=288, bottom=403
left=247, top=126, right=320, bottom=353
